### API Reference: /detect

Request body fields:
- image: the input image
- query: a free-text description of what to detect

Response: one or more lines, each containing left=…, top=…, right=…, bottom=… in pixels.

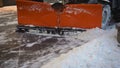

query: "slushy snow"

left=42, top=28, right=120, bottom=68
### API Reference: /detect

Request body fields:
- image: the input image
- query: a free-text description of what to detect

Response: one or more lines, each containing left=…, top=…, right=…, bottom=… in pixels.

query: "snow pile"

left=72, top=28, right=113, bottom=41
left=42, top=28, right=120, bottom=68
left=76, top=28, right=106, bottom=41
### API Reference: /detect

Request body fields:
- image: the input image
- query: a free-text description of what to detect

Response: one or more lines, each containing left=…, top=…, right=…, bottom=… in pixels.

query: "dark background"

left=0, top=0, right=16, bottom=7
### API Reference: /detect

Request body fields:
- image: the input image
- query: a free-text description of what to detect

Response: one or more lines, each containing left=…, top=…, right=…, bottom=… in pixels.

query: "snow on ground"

left=5, top=21, right=17, bottom=25
left=42, top=28, right=120, bottom=68
left=70, top=28, right=113, bottom=41
left=26, top=36, right=52, bottom=47
left=0, top=21, right=17, bottom=26
left=19, top=35, right=86, bottom=68
left=0, top=20, right=17, bottom=44
left=18, top=28, right=120, bottom=68
left=0, top=6, right=17, bottom=44
left=0, top=32, right=8, bottom=44
left=75, top=28, right=106, bottom=41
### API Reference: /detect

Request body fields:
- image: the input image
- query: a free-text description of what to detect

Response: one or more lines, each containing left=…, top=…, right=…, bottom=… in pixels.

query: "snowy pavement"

left=0, top=6, right=120, bottom=68
left=0, top=6, right=87, bottom=68
left=42, top=29, right=120, bottom=68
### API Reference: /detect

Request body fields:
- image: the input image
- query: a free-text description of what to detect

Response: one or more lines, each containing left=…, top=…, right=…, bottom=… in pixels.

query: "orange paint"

left=60, top=4, right=102, bottom=28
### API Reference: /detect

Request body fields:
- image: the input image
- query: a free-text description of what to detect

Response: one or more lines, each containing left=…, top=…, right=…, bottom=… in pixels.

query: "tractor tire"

left=102, top=4, right=111, bottom=29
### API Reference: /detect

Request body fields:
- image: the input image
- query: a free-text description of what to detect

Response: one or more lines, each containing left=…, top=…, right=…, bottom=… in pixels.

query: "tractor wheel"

left=102, top=4, right=111, bottom=29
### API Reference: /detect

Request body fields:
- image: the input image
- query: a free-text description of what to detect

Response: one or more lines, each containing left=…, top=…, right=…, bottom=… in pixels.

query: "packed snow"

left=42, top=28, right=120, bottom=68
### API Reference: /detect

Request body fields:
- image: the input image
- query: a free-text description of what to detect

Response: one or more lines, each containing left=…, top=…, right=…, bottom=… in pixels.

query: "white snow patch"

left=72, top=28, right=116, bottom=41
left=2, top=59, right=18, bottom=68
left=0, top=21, right=17, bottom=26
left=26, top=36, right=52, bottom=47
left=42, top=28, right=120, bottom=68
left=26, top=42, right=38, bottom=47
left=6, top=21, right=17, bottom=25
left=9, top=50, right=25, bottom=53
left=0, top=32, right=8, bottom=44
left=0, top=24, right=5, bottom=26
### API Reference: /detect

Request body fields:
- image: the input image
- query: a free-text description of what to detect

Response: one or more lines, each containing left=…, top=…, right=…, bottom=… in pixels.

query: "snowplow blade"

left=60, top=4, right=102, bottom=28
left=16, top=0, right=57, bottom=27
left=16, top=0, right=102, bottom=29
